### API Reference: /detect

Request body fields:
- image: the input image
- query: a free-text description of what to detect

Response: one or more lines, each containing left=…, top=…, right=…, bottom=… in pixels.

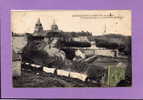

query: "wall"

left=12, top=36, right=27, bottom=53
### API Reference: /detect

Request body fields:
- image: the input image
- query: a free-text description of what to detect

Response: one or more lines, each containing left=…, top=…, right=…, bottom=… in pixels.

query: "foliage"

left=104, top=66, right=126, bottom=87
left=93, top=34, right=131, bottom=55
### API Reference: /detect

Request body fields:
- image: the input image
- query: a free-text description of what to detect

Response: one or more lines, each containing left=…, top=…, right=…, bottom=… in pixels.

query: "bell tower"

left=34, top=18, right=43, bottom=33
left=51, top=19, right=59, bottom=32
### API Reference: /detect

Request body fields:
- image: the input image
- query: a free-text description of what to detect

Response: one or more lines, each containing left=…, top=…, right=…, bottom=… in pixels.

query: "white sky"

left=11, top=10, right=131, bottom=36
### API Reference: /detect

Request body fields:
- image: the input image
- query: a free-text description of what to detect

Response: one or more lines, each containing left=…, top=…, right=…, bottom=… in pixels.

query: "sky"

left=11, top=10, right=131, bottom=36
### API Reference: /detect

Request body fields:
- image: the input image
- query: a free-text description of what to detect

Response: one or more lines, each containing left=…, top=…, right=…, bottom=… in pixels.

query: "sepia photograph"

left=12, top=10, right=132, bottom=88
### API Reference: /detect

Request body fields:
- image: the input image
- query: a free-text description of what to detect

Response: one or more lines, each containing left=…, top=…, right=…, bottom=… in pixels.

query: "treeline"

left=56, top=31, right=92, bottom=39
left=12, top=32, right=25, bottom=36
left=65, top=31, right=92, bottom=37
left=93, top=34, right=131, bottom=56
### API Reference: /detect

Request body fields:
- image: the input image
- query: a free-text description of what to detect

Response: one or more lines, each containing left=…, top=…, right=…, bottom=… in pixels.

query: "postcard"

left=12, top=10, right=131, bottom=88
left=1, top=0, right=143, bottom=99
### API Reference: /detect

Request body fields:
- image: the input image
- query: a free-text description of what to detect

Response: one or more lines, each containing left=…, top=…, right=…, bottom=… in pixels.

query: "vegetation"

left=93, top=34, right=131, bottom=55
left=104, top=65, right=126, bottom=87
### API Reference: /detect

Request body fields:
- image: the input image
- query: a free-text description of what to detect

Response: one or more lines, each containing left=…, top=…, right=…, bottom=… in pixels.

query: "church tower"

left=51, top=19, right=59, bottom=32
left=34, top=18, right=43, bottom=33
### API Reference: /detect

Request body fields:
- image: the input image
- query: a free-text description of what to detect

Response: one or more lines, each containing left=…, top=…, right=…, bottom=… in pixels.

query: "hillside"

left=92, top=34, right=131, bottom=55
